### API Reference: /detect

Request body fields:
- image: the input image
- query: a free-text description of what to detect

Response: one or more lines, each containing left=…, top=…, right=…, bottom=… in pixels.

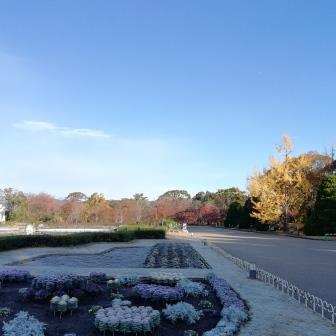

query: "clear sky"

left=0, top=1, right=335, bottom=200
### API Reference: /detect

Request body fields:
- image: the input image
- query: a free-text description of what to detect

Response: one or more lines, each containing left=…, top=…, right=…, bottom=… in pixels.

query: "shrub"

left=133, top=284, right=182, bottom=301
left=0, top=229, right=165, bottom=252
left=163, top=302, right=203, bottom=324
left=94, top=305, right=160, bottom=334
left=177, top=279, right=208, bottom=297
left=3, top=311, right=46, bottom=336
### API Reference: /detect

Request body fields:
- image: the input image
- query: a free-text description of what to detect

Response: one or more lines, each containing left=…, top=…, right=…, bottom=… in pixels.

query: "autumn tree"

left=198, top=203, right=221, bottom=225
left=248, top=135, right=330, bottom=231
left=26, top=193, right=60, bottom=222
left=155, top=190, right=191, bottom=222
left=173, top=208, right=199, bottom=224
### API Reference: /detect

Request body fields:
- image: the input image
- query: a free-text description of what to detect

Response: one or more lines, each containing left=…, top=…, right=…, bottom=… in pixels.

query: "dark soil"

left=0, top=280, right=221, bottom=336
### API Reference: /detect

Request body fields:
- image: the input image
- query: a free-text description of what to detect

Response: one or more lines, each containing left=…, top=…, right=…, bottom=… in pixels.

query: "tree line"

left=0, top=188, right=247, bottom=227
left=1, top=135, right=335, bottom=235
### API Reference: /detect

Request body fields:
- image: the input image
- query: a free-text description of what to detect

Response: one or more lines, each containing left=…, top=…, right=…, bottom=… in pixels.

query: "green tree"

left=224, top=201, right=244, bottom=228
left=158, top=190, right=191, bottom=200
left=65, top=192, right=88, bottom=202
left=212, top=188, right=246, bottom=208
left=0, top=188, right=28, bottom=221
left=304, top=175, right=336, bottom=235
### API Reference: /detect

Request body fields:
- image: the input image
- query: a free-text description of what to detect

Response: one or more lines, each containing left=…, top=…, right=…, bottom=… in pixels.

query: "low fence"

left=206, top=241, right=336, bottom=324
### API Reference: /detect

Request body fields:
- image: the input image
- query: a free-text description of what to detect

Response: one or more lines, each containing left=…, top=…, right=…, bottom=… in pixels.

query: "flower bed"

left=0, top=273, right=225, bottom=336
left=144, top=242, right=210, bottom=268
left=204, top=273, right=248, bottom=336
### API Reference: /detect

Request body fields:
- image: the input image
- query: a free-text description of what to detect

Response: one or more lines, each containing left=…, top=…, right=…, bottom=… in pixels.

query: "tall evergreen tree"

left=304, top=175, right=336, bottom=235
left=225, top=201, right=244, bottom=228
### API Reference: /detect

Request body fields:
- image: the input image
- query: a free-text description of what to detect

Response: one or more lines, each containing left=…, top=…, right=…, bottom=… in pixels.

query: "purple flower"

left=71, top=288, right=85, bottom=298
left=0, top=269, right=30, bottom=283
left=207, top=274, right=245, bottom=311
left=89, top=272, right=107, bottom=283
left=85, top=282, right=104, bottom=296
left=133, top=284, right=182, bottom=301
left=34, top=288, right=51, bottom=301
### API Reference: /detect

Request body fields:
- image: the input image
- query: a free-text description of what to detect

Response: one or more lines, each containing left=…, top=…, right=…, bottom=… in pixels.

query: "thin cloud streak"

left=13, top=120, right=111, bottom=138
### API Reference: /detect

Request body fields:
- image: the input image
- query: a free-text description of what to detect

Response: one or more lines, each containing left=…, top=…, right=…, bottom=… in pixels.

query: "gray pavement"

left=189, top=226, right=336, bottom=306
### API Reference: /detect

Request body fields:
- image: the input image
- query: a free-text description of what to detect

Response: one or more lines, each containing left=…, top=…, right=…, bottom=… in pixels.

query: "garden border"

left=205, top=240, right=336, bottom=325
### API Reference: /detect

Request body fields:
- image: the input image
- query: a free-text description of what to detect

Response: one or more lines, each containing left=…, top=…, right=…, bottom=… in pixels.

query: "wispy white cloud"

left=13, top=121, right=111, bottom=138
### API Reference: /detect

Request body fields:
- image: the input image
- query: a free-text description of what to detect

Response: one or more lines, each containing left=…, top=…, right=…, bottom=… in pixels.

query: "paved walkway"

left=0, top=236, right=335, bottom=335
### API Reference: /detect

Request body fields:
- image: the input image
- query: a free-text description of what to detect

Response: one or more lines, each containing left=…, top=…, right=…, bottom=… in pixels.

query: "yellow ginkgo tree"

left=248, top=135, right=330, bottom=231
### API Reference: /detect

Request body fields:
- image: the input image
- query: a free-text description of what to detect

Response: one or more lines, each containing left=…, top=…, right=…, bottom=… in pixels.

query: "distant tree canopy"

left=158, top=190, right=191, bottom=200
left=65, top=192, right=88, bottom=202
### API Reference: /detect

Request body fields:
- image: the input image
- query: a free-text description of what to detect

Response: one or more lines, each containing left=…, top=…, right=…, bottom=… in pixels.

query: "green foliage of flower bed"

left=0, top=228, right=165, bottom=252
left=144, top=242, right=210, bottom=268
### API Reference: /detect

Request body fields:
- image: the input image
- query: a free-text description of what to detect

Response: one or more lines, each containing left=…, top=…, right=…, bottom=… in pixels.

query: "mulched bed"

left=144, top=242, right=211, bottom=268
left=0, top=280, right=221, bottom=336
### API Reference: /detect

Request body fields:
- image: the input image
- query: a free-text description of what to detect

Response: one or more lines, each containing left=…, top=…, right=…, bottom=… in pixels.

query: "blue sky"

left=0, top=1, right=335, bottom=200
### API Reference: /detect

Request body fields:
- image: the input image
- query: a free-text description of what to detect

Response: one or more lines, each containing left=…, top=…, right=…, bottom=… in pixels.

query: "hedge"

left=0, top=229, right=165, bottom=252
